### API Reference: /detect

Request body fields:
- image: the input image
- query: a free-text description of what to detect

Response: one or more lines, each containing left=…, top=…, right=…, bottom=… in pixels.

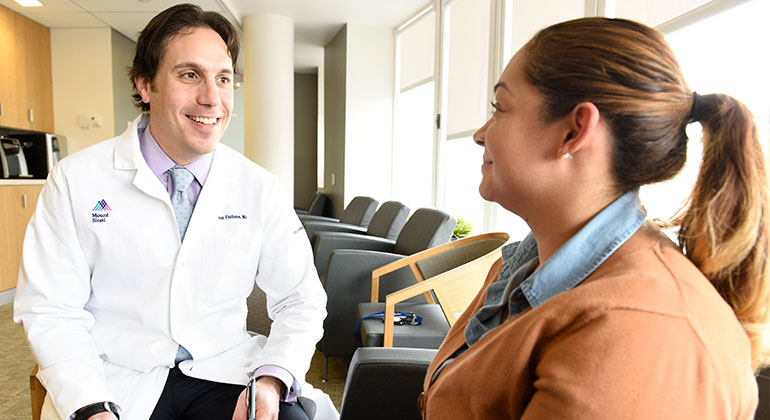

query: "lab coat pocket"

left=201, top=234, right=258, bottom=307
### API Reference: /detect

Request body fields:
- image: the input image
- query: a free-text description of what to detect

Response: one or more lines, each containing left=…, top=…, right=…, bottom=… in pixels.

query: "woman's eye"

left=490, top=101, right=502, bottom=114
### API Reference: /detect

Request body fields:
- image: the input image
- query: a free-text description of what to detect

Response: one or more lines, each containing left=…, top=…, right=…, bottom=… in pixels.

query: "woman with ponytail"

left=419, top=17, right=767, bottom=420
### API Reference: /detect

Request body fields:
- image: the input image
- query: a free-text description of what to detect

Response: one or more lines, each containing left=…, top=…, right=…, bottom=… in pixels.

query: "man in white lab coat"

left=13, top=4, right=334, bottom=420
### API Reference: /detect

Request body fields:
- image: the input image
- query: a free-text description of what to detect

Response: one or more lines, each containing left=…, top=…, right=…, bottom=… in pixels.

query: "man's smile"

left=186, top=115, right=221, bottom=125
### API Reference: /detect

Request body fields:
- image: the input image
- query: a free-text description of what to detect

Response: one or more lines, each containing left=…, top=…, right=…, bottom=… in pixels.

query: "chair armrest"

left=299, top=214, right=340, bottom=224
left=303, top=220, right=367, bottom=241
left=30, top=365, right=45, bottom=420
left=340, top=347, right=436, bottom=420
left=313, top=232, right=396, bottom=276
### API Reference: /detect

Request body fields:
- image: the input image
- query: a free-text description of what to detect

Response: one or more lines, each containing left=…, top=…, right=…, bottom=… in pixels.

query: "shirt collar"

left=503, top=190, right=646, bottom=308
left=138, top=125, right=214, bottom=186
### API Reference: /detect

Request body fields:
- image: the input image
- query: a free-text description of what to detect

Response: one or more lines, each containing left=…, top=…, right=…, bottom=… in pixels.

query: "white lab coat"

left=14, top=115, right=338, bottom=420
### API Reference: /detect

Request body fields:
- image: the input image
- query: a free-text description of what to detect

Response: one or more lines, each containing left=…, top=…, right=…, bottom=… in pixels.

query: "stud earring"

left=562, top=153, right=573, bottom=159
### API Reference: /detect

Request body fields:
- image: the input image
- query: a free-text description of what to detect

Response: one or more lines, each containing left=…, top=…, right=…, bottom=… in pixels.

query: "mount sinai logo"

left=93, top=199, right=112, bottom=211
left=92, top=199, right=111, bottom=223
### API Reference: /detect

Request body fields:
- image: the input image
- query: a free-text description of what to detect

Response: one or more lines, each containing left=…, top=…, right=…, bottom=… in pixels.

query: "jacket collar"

left=114, top=114, right=148, bottom=171
left=519, top=190, right=647, bottom=307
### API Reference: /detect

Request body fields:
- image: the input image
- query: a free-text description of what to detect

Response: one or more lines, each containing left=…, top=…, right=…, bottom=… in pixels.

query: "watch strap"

left=73, top=401, right=119, bottom=420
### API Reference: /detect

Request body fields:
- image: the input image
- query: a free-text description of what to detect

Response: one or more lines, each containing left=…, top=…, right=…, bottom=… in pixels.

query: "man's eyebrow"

left=172, top=62, right=233, bottom=74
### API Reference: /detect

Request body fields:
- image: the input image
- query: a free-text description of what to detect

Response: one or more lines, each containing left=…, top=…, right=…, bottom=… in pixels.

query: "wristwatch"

left=73, top=401, right=120, bottom=420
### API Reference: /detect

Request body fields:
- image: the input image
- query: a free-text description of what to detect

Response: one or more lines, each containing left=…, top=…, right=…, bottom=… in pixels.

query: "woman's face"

left=473, top=49, right=568, bottom=218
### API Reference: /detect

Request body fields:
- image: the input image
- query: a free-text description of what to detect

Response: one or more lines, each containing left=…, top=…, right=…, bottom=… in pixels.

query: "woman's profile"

left=420, top=17, right=768, bottom=420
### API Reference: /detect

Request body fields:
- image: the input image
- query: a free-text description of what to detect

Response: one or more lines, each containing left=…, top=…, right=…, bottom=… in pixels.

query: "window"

left=392, top=8, right=436, bottom=211
left=640, top=0, right=770, bottom=222
left=439, top=0, right=492, bottom=233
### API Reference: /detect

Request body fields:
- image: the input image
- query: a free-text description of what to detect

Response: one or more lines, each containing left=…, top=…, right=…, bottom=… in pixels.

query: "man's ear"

left=558, top=102, right=601, bottom=158
left=135, top=76, right=152, bottom=104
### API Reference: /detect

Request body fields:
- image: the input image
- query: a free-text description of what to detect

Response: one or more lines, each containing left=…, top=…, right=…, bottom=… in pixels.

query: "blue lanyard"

left=355, top=311, right=424, bottom=337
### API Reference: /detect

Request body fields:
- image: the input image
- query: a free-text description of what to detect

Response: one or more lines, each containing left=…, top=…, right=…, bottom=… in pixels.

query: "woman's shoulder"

left=548, top=220, right=752, bottom=378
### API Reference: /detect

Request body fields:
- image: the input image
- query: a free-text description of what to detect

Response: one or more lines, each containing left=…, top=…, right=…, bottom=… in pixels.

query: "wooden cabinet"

left=0, top=184, right=42, bottom=292
left=0, top=5, right=54, bottom=133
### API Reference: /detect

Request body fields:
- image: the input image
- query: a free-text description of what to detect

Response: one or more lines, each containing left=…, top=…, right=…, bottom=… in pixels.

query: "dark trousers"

left=149, top=366, right=309, bottom=420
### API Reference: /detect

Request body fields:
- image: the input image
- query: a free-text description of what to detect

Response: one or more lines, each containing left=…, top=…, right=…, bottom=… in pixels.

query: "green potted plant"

left=452, top=216, right=473, bottom=240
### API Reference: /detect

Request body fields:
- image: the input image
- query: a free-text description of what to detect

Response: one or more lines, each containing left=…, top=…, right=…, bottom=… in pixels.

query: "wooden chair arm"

left=370, top=232, right=510, bottom=303
left=380, top=237, right=506, bottom=347
left=370, top=257, right=424, bottom=303
left=381, top=270, right=465, bottom=347
left=30, top=364, right=45, bottom=420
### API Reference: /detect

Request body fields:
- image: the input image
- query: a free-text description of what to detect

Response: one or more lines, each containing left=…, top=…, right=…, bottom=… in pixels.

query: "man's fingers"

left=232, top=388, right=248, bottom=420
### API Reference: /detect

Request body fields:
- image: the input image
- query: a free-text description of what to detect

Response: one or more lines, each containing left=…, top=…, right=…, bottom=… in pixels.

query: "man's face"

left=135, top=27, right=234, bottom=165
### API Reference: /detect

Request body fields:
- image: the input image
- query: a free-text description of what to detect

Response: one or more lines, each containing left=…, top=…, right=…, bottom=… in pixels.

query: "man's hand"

left=232, top=376, right=283, bottom=420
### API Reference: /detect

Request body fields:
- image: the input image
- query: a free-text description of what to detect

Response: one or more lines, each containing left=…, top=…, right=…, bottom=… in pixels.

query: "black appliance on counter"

left=0, top=136, right=32, bottom=178
left=12, top=133, right=68, bottom=179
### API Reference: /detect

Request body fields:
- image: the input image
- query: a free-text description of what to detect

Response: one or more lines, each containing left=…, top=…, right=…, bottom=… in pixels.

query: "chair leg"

left=322, top=356, right=329, bottom=382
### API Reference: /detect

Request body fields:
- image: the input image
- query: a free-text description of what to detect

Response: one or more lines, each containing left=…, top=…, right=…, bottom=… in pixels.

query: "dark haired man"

left=14, top=4, right=332, bottom=420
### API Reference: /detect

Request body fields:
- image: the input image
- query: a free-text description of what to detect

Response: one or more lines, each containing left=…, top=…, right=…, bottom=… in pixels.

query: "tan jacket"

left=421, top=223, right=758, bottom=419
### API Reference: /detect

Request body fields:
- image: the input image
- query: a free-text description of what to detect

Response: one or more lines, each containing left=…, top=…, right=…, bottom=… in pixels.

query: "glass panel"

left=442, top=137, right=485, bottom=235
left=445, top=0, right=491, bottom=138
left=492, top=202, right=531, bottom=242
left=641, top=0, right=770, bottom=222
left=392, top=81, right=436, bottom=211
left=399, top=10, right=435, bottom=91
left=508, top=0, right=583, bottom=57
left=615, top=0, right=710, bottom=28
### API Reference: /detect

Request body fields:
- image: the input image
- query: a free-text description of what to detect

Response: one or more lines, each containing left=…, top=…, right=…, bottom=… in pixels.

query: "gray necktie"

left=170, top=166, right=195, bottom=242
left=170, top=166, right=195, bottom=363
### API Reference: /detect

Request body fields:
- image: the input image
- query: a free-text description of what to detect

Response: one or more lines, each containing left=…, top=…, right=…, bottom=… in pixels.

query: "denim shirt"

left=464, top=190, right=647, bottom=346
left=430, top=192, right=647, bottom=385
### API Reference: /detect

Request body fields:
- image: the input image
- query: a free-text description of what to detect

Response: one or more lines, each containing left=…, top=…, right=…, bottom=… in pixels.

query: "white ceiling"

left=0, top=0, right=429, bottom=71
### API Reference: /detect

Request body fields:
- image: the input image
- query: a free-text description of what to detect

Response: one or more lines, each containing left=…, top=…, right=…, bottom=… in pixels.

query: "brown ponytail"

left=524, top=17, right=770, bottom=370
left=677, top=93, right=770, bottom=371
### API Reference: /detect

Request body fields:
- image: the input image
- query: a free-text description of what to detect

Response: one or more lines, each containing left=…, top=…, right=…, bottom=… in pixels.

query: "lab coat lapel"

left=183, top=146, right=234, bottom=242
left=114, top=114, right=172, bottom=204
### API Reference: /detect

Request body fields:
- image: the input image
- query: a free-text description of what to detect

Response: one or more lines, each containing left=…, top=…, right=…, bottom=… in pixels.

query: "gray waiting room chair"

left=338, top=347, right=436, bottom=420
left=309, top=201, right=410, bottom=273
left=315, top=208, right=456, bottom=379
left=295, top=191, right=331, bottom=217
left=300, top=196, right=379, bottom=238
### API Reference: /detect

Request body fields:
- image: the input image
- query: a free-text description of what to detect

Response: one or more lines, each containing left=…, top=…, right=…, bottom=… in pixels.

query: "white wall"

left=343, top=24, right=394, bottom=207
left=51, top=28, right=115, bottom=153
left=111, top=29, right=138, bottom=136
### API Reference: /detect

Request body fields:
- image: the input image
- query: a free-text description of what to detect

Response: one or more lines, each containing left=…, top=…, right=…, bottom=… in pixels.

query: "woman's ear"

left=558, top=102, right=601, bottom=158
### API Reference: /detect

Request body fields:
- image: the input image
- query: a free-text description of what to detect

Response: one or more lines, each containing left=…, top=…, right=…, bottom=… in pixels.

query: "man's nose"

left=197, top=78, right=220, bottom=106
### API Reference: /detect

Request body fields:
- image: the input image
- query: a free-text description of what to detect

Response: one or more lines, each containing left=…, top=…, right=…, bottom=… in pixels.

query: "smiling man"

left=14, top=4, right=333, bottom=420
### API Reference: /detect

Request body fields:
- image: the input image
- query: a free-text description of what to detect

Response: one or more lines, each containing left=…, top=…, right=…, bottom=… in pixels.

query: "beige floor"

left=0, top=302, right=347, bottom=419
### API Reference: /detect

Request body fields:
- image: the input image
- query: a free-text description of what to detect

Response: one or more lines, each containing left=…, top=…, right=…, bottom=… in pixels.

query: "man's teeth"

left=188, top=116, right=217, bottom=125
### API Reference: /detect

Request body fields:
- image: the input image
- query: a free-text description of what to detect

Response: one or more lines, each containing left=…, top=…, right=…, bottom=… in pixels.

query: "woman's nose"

left=473, top=119, right=491, bottom=146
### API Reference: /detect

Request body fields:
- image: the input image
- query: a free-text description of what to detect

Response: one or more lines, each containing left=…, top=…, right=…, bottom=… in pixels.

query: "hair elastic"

left=688, top=91, right=701, bottom=121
